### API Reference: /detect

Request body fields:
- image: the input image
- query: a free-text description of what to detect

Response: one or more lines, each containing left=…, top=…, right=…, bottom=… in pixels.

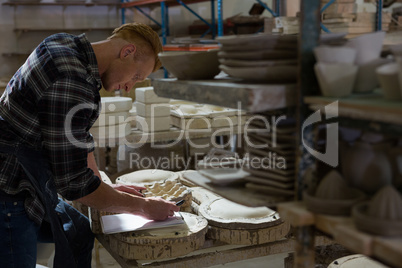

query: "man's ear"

left=121, top=44, right=137, bottom=59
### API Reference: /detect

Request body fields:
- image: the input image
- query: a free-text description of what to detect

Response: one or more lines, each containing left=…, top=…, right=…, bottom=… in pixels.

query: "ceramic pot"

left=340, top=141, right=392, bottom=194
left=376, top=62, right=401, bottom=100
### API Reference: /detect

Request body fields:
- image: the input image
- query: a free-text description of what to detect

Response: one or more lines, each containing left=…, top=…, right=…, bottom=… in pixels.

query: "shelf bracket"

left=175, top=0, right=213, bottom=38
left=320, top=0, right=336, bottom=33
left=134, top=6, right=162, bottom=28
left=376, top=0, right=383, bottom=31
left=255, top=0, right=279, bottom=17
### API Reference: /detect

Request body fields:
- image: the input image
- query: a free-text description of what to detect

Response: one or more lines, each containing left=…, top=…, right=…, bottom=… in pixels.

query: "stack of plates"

left=243, top=115, right=297, bottom=198
left=217, top=33, right=298, bottom=82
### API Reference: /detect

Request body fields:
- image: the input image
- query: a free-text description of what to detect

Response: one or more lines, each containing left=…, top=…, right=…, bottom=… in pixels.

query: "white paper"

left=101, top=212, right=185, bottom=234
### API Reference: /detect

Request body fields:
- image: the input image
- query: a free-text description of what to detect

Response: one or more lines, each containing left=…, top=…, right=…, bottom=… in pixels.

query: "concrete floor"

left=37, top=242, right=289, bottom=268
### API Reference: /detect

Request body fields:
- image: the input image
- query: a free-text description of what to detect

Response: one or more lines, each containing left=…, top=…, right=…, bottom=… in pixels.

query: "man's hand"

left=110, top=184, right=146, bottom=197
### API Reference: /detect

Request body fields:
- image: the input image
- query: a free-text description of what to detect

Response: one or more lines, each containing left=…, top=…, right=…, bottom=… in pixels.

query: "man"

left=0, top=23, right=179, bottom=267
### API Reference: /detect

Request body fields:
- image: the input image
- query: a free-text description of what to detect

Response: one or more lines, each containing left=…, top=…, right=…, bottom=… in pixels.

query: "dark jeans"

left=0, top=198, right=94, bottom=268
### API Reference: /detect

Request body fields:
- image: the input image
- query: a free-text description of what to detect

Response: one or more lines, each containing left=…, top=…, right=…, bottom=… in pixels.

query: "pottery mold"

left=353, top=57, right=392, bottom=93
left=304, top=170, right=366, bottom=216
left=376, top=62, right=402, bottom=100
left=340, top=141, right=393, bottom=194
left=314, top=63, right=358, bottom=97
left=345, top=31, right=386, bottom=65
left=313, top=45, right=356, bottom=64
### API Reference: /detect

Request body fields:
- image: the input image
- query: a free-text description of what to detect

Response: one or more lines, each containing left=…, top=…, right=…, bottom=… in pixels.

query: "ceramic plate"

left=216, top=33, right=297, bottom=46
left=219, top=58, right=297, bottom=68
left=219, top=65, right=297, bottom=82
left=244, top=167, right=295, bottom=182
left=198, top=169, right=250, bottom=185
left=245, top=175, right=294, bottom=189
left=245, top=182, right=294, bottom=196
left=218, top=50, right=297, bottom=60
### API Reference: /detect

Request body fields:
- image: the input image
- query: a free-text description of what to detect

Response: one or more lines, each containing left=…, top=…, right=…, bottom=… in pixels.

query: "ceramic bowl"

left=313, top=46, right=356, bottom=64
left=376, top=62, right=401, bottom=100
left=158, top=49, right=220, bottom=80
left=314, top=63, right=358, bottom=97
left=346, top=31, right=386, bottom=65
left=353, top=57, right=392, bottom=93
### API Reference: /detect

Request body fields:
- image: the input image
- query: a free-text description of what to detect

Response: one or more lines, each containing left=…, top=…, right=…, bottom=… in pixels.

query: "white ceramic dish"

left=116, top=169, right=179, bottom=186
left=198, top=168, right=250, bottom=185
left=220, top=65, right=297, bottom=82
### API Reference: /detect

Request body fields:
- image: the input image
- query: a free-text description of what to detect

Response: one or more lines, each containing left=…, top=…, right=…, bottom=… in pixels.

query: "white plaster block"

left=100, top=97, right=132, bottom=113
left=135, top=87, right=170, bottom=104
left=136, top=115, right=171, bottom=132
left=135, top=102, right=170, bottom=117
left=93, top=111, right=129, bottom=127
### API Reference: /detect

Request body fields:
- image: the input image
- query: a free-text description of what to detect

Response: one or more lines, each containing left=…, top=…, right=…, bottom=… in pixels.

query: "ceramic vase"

left=340, top=141, right=392, bottom=194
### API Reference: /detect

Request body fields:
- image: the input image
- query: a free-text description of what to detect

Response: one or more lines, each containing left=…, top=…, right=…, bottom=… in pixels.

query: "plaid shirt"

left=0, top=33, right=102, bottom=225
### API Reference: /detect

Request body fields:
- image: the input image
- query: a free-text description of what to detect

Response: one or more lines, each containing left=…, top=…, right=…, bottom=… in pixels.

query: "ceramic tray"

left=219, top=58, right=297, bottom=67
left=197, top=198, right=281, bottom=229
left=116, top=169, right=179, bottom=186
left=220, top=65, right=297, bottom=82
left=198, top=168, right=250, bottom=185
left=216, top=33, right=297, bottom=46
left=218, top=50, right=297, bottom=60
left=245, top=175, right=294, bottom=189
left=245, top=182, right=294, bottom=196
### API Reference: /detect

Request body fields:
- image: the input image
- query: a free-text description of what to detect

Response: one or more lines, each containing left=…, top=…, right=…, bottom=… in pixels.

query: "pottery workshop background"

left=0, top=0, right=395, bottom=80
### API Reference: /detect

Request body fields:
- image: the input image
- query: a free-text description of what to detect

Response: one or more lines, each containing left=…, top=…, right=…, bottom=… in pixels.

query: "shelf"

left=304, top=94, right=402, bottom=125
left=13, top=27, right=116, bottom=33
left=152, top=78, right=297, bottom=113
left=121, top=0, right=214, bottom=8
left=277, top=201, right=402, bottom=268
left=3, top=1, right=120, bottom=6
left=93, top=125, right=244, bottom=147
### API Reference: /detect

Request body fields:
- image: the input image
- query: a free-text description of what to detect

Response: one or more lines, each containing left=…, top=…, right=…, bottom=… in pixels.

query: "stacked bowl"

left=216, top=33, right=298, bottom=83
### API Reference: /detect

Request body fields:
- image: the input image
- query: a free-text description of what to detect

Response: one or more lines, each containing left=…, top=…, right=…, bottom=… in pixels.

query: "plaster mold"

left=353, top=185, right=402, bottom=236
left=304, top=170, right=366, bottom=216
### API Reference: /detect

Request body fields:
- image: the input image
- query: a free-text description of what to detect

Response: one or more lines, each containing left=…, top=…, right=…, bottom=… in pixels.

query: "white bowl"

left=353, top=57, right=392, bottom=93
left=376, top=62, right=401, bottom=100
left=314, top=63, right=358, bottom=97
left=346, top=31, right=386, bottom=65
left=314, top=45, right=356, bottom=64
